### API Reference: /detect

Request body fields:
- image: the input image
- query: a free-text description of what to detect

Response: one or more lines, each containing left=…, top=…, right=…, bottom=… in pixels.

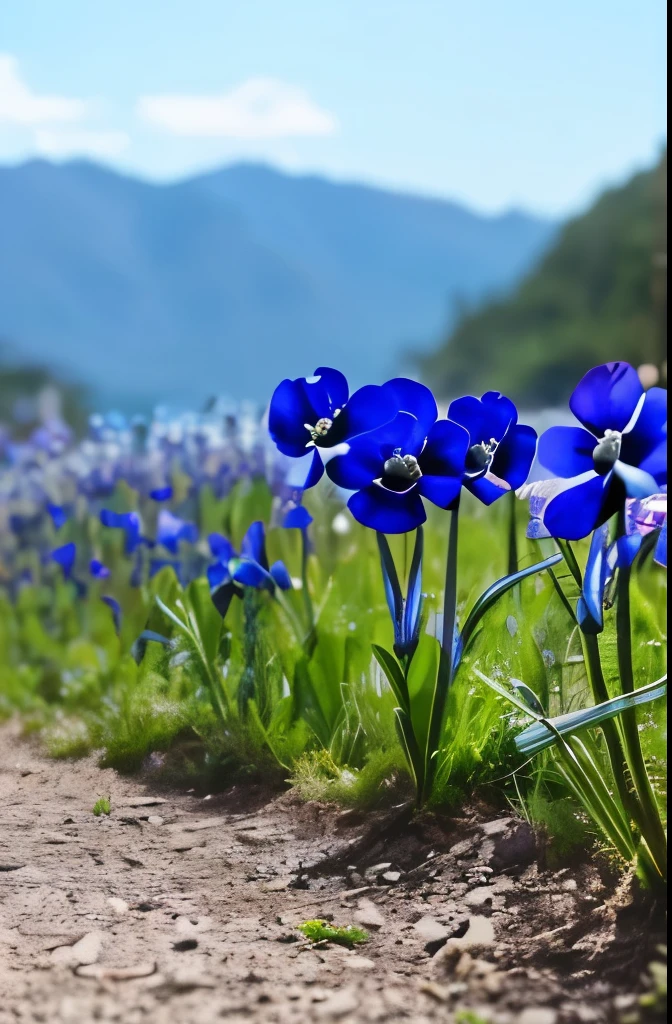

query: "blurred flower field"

left=0, top=364, right=666, bottom=886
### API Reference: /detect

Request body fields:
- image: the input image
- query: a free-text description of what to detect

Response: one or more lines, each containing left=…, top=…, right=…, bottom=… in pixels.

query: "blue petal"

left=283, top=506, right=313, bottom=530
left=336, top=384, right=398, bottom=440
left=302, top=448, right=324, bottom=489
left=537, top=426, right=596, bottom=477
left=347, top=485, right=426, bottom=534
left=156, top=510, right=198, bottom=554
left=543, top=473, right=607, bottom=540
left=491, top=424, right=538, bottom=489
left=101, top=595, right=122, bottom=634
left=417, top=474, right=462, bottom=508
left=420, top=419, right=470, bottom=477
left=270, top=561, right=293, bottom=590
left=149, top=486, right=173, bottom=502
left=638, top=441, right=667, bottom=486
left=51, top=542, right=76, bottom=579
left=207, top=561, right=231, bottom=590
left=383, top=378, right=438, bottom=438
left=577, top=524, right=610, bottom=634
left=448, top=392, right=517, bottom=445
left=612, top=461, right=659, bottom=498
left=614, top=534, right=643, bottom=568
left=654, top=518, right=667, bottom=568
left=466, top=472, right=511, bottom=506
left=47, top=503, right=68, bottom=530
left=240, top=521, right=268, bottom=569
left=90, top=558, right=111, bottom=579
left=304, top=367, right=349, bottom=416
left=268, top=378, right=316, bottom=457
left=208, top=533, right=236, bottom=561
left=621, top=386, right=667, bottom=466
left=231, top=558, right=273, bottom=590
left=569, top=362, right=643, bottom=435
left=327, top=412, right=418, bottom=490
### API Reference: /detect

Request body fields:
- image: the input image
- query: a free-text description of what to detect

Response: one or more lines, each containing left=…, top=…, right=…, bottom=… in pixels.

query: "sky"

left=0, top=0, right=666, bottom=216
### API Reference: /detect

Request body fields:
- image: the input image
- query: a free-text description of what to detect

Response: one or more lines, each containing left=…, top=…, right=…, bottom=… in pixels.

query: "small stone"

left=108, top=898, right=129, bottom=914
left=465, top=886, right=493, bottom=907
left=381, top=871, right=401, bottom=883
left=519, top=1009, right=557, bottom=1024
left=182, top=817, right=228, bottom=832
left=315, top=990, right=358, bottom=1019
left=480, top=817, right=513, bottom=836
left=52, top=931, right=103, bottom=966
left=124, top=797, right=167, bottom=807
left=419, top=981, right=449, bottom=1003
left=366, top=862, right=392, bottom=875
left=413, top=916, right=449, bottom=955
left=353, top=898, right=385, bottom=929
left=75, top=962, right=156, bottom=981
left=261, top=877, right=294, bottom=892
left=342, top=955, right=375, bottom=970
left=147, top=816, right=164, bottom=826
left=562, top=878, right=578, bottom=891
left=169, top=837, right=207, bottom=852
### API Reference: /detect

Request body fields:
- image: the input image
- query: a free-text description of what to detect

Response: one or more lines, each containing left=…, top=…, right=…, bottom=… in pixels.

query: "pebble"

left=413, top=917, right=449, bottom=943
left=366, top=862, right=392, bottom=875
left=353, top=898, right=385, bottom=929
left=108, top=897, right=129, bottom=914
left=125, top=797, right=167, bottom=807
left=342, top=955, right=375, bottom=970
left=315, top=989, right=358, bottom=1019
left=465, top=886, right=494, bottom=907
left=519, top=1009, right=557, bottom=1024
left=382, top=871, right=401, bottom=883
left=52, top=931, right=103, bottom=966
left=147, top=815, right=164, bottom=826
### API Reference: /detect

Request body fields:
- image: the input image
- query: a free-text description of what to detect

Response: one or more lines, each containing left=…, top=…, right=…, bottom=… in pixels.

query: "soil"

left=0, top=721, right=665, bottom=1024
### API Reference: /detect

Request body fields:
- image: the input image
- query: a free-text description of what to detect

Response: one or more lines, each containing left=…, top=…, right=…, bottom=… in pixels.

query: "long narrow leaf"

left=517, top=676, right=668, bottom=756
left=372, top=643, right=409, bottom=712
left=376, top=532, right=403, bottom=627
left=393, top=706, right=423, bottom=792
left=473, top=667, right=544, bottom=721
left=459, top=553, right=563, bottom=657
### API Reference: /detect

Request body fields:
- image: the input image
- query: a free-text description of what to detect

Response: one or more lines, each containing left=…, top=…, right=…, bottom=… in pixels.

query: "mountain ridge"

left=0, top=158, right=556, bottom=411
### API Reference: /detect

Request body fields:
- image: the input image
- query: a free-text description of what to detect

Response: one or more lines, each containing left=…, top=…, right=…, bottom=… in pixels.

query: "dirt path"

left=0, top=722, right=663, bottom=1024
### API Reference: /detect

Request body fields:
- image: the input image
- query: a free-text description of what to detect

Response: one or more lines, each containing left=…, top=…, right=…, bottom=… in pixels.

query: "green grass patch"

left=296, top=919, right=368, bottom=948
left=92, top=796, right=111, bottom=816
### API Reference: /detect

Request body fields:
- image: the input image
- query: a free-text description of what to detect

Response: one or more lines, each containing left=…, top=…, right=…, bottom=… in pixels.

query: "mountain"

left=0, top=159, right=556, bottom=411
left=421, top=153, right=667, bottom=406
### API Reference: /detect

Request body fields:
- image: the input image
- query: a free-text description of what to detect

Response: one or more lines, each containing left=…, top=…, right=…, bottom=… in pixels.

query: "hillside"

left=0, top=160, right=554, bottom=411
left=421, top=153, right=667, bottom=406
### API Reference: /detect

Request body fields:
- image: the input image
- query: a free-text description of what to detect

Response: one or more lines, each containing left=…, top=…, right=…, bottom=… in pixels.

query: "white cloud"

left=34, top=129, right=131, bottom=158
left=0, top=54, right=87, bottom=124
left=137, top=77, right=337, bottom=139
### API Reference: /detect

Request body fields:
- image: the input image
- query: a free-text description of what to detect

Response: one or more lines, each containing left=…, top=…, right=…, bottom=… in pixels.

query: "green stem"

left=422, top=501, right=460, bottom=805
left=507, top=489, right=519, bottom=577
left=300, top=529, right=315, bottom=633
left=558, top=540, right=644, bottom=831
left=616, top=559, right=667, bottom=881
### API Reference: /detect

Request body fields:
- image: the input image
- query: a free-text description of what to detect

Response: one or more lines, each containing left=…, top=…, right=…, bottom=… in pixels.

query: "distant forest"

left=421, top=151, right=667, bottom=406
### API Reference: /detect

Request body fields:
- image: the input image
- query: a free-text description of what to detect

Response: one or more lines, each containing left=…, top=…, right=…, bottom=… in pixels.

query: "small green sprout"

left=296, top=919, right=368, bottom=948
left=92, top=796, right=111, bottom=816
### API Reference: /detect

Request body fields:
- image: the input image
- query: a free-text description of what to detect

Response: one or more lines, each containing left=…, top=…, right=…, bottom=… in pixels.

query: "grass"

left=296, top=919, right=368, bottom=948
left=92, top=796, right=111, bottom=816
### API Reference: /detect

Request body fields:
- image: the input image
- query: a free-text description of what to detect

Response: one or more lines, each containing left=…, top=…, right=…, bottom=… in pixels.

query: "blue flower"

left=156, top=510, right=198, bottom=554
left=283, top=505, right=313, bottom=531
left=207, top=522, right=292, bottom=604
left=149, top=486, right=173, bottom=502
left=47, top=503, right=68, bottom=530
left=624, top=493, right=667, bottom=570
left=268, top=366, right=398, bottom=489
left=100, top=509, right=146, bottom=554
left=447, top=392, right=537, bottom=505
left=51, top=542, right=76, bottom=579
left=327, top=379, right=468, bottom=533
left=537, top=363, right=667, bottom=540
left=90, top=558, right=111, bottom=579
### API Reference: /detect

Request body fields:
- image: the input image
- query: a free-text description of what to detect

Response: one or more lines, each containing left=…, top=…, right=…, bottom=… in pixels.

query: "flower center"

left=465, top=438, right=498, bottom=478
left=304, top=409, right=341, bottom=445
left=383, top=448, right=423, bottom=483
left=592, top=429, right=622, bottom=476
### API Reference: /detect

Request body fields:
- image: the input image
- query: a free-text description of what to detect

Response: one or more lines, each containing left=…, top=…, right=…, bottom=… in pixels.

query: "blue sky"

left=1, top=0, right=666, bottom=215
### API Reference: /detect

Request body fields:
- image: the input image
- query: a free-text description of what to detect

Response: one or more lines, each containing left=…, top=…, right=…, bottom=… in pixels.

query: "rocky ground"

left=0, top=721, right=665, bottom=1024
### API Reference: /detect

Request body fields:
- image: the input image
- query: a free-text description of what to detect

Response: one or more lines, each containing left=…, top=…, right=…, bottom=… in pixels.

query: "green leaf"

left=371, top=644, right=409, bottom=712
left=460, top=552, right=564, bottom=655
left=517, top=676, right=668, bottom=756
